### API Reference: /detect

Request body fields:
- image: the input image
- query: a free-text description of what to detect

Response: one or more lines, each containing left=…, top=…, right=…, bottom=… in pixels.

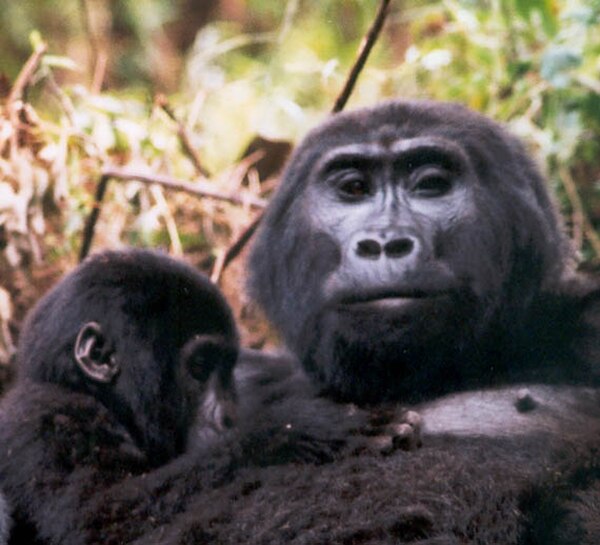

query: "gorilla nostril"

left=356, top=239, right=382, bottom=259
left=384, top=238, right=414, bottom=258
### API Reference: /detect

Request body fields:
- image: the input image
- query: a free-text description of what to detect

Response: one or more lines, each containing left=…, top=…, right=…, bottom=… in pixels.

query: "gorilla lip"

left=334, top=288, right=451, bottom=311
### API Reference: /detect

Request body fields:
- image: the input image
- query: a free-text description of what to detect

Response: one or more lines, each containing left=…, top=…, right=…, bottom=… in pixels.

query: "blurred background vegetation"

left=0, top=0, right=599, bottom=374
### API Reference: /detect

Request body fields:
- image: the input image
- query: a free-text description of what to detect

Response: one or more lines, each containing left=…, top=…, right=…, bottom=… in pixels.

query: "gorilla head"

left=17, top=249, right=239, bottom=464
left=249, top=100, right=578, bottom=404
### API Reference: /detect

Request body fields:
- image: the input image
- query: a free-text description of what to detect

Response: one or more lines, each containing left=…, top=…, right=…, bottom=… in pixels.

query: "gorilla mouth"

left=333, top=288, right=452, bottom=311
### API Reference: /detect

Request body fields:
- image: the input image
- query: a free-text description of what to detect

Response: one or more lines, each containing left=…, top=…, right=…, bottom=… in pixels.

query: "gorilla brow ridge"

left=317, top=138, right=468, bottom=177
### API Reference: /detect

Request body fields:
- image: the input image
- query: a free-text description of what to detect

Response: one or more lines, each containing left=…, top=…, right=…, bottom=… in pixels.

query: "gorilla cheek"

left=285, top=230, right=343, bottom=351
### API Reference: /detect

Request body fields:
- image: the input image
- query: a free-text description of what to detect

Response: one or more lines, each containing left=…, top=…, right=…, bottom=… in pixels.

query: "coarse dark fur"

left=0, top=490, right=9, bottom=545
left=95, top=380, right=600, bottom=545
left=0, top=249, right=240, bottom=545
left=248, top=99, right=600, bottom=404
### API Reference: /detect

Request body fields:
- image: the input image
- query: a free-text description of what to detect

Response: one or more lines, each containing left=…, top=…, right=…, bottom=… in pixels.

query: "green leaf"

left=513, top=0, right=558, bottom=35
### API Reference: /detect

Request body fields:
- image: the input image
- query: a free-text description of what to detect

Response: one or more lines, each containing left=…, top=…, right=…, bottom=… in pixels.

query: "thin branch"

left=214, top=215, right=263, bottom=283
left=79, top=173, right=111, bottom=262
left=150, top=185, right=183, bottom=256
left=45, top=72, right=77, bottom=126
left=331, top=0, right=391, bottom=113
left=91, top=51, right=108, bottom=94
left=559, top=166, right=600, bottom=258
left=78, top=0, right=108, bottom=92
left=155, top=94, right=211, bottom=177
left=79, top=0, right=99, bottom=69
left=7, top=43, right=48, bottom=106
left=101, top=168, right=266, bottom=209
left=79, top=168, right=267, bottom=261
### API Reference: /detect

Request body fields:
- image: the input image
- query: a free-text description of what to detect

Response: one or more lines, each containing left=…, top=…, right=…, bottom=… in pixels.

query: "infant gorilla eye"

left=335, top=172, right=371, bottom=200
left=412, top=173, right=452, bottom=198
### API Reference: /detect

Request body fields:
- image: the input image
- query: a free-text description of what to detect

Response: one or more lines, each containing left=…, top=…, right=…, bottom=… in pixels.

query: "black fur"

left=0, top=490, right=9, bottom=545
left=0, top=249, right=239, bottom=545
left=93, top=381, right=600, bottom=545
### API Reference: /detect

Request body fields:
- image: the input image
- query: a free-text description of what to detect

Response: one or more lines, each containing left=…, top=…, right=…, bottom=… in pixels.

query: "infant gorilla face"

left=18, top=248, right=239, bottom=463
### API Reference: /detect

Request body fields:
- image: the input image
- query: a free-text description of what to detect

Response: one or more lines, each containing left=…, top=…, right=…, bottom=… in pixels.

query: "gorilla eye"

left=335, top=173, right=371, bottom=200
left=412, top=173, right=452, bottom=198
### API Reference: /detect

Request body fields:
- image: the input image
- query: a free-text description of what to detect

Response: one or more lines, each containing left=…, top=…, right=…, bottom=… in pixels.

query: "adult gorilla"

left=173, top=99, right=600, bottom=544
left=248, top=99, right=599, bottom=404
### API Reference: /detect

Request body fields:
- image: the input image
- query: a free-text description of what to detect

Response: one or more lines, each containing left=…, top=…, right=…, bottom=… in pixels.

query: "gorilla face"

left=249, top=100, right=572, bottom=404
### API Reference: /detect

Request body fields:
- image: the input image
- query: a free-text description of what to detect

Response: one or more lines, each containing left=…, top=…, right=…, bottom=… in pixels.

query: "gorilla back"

left=249, top=99, right=599, bottom=404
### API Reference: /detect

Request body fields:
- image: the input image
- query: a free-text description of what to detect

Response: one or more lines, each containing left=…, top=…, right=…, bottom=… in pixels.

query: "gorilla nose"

left=354, top=234, right=417, bottom=260
left=384, top=238, right=414, bottom=258
left=356, top=239, right=382, bottom=259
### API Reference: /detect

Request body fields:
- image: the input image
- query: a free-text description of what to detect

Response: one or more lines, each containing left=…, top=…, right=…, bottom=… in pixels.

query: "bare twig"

left=150, top=185, right=183, bottom=256
left=155, top=94, right=211, bottom=177
left=79, top=0, right=98, bottom=69
left=6, top=42, right=48, bottom=152
left=216, top=0, right=393, bottom=277
left=102, top=168, right=266, bottom=208
left=45, top=72, right=77, bottom=126
left=79, top=0, right=107, bottom=92
left=331, top=0, right=391, bottom=113
left=214, top=215, right=263, bottom=282
left=91, top=51, right=108, bottom=94
left=559, top=166, right=600, bottom=257
left=79, top=173, right=111, bottom=261
left=79, top=168, right=267, bottom=261
left=7, top=43, right=48, bottom=106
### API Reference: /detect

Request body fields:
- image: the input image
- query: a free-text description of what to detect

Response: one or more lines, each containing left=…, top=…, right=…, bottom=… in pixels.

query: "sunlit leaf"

left=43, top=55, right=79, bottom=72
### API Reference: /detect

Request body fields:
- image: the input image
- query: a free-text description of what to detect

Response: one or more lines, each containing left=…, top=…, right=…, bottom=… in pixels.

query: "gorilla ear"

left=181, top=334, right=238, bottom=382
left=74, top=322, right=119, bottom=383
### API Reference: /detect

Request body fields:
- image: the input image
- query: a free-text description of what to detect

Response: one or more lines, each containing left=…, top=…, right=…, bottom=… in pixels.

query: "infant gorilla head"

left=249, top=99, right=595, bottom=404
left=0, top=249, right=239, bottom=544
left=16, top=248, right=239, bottom=463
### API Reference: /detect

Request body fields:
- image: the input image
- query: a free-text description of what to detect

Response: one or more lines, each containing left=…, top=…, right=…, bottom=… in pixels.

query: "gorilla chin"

left=305, top=292, right=478, bottom=404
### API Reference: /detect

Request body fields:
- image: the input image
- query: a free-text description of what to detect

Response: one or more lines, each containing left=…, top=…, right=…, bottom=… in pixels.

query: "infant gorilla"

left=0, top=249, right=239, bottom=545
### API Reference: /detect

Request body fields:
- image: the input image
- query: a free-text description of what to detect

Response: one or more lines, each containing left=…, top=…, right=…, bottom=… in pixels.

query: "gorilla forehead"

left=295, top=100, right=510, bottom=157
